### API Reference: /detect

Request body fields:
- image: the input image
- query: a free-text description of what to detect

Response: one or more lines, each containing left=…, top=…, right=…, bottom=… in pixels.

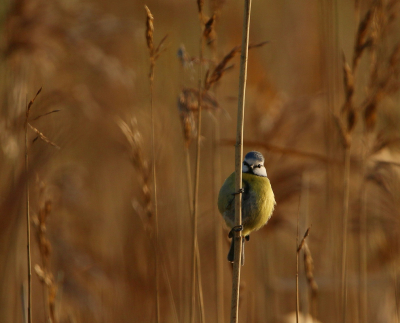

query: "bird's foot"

left=232, top=188, right=245, bottom=195
left=228, top=225, right=243, bottom=238
left=245, top=235, right=250, bottom=241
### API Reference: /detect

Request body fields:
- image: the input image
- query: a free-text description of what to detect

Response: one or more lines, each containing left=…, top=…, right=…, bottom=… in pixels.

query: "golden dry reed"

left=2, top=0, right=400, bottom=322
left=32, top=180, right=58, bottom=323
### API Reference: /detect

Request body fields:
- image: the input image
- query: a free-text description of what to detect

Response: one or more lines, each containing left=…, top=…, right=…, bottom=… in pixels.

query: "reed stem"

left=190, top=17, right=205, bottom=323
left=341, top=146, right=351, bottom=323
left=25, top=102, right=32, bottom=323
left=230, top=1, right=252, bottom=322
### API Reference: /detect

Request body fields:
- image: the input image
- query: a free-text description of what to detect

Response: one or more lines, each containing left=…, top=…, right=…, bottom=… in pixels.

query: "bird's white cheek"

left=254, top=167, right=267, bottom=177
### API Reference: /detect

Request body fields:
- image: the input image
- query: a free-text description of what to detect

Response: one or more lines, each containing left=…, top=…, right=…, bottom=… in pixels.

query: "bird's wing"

left=218, top=172, right=252, bottom=214
left=218, top=172, right=235, bottom=214
left=242, top=179, right=251, bottom=201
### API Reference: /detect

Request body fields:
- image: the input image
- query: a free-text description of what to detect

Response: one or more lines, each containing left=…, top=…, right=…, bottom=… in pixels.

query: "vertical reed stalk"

left=213, top=116, right=224, bottom=323
left=182, top=147, right=193, bottom=321
left=394, top=263, right=399, bottom=323
left=297, top=226, right=311, bottom=323
left=24, top=88, right=42, bottom=323
left=195, top=244, right=205, bottom=323
left=190, top=5, right=205, bottom=322
left=296, top=205, right=300, bottom=323
left=144, top=6, right=160, bottom=322
left=341, top=146, right=351, bottom=323
left=230, top=1, right=252, bottom=322
left=150, top=61, right=160, bottom=323
left=25, top=101, right=32, bottom=323
left=359, top=148, right=368, bottom=323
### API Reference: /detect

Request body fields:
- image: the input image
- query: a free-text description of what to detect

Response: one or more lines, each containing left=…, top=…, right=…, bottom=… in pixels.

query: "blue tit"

left=218, top=151, right=275, bottom=263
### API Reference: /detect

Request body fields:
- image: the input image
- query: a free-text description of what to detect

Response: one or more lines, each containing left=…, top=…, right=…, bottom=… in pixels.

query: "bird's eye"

left=258, top=164, right=261, bottom=168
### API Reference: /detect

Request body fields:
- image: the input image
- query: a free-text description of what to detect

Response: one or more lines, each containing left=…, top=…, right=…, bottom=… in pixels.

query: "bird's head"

left=242, top=151, right=267, bottom=177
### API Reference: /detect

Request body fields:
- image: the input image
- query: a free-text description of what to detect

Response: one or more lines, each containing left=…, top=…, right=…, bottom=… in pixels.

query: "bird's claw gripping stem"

left=232, top=188, right=245, bottom=195
left=228, top=225, right=243, bottom=238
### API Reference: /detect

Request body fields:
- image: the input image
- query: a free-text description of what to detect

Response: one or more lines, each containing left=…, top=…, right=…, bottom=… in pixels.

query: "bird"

left=218, top=151, right=275, bottom=264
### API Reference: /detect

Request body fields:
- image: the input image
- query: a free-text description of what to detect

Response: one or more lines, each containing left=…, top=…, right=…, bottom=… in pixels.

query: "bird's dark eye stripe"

left=243, top=161, right=250, bottom=167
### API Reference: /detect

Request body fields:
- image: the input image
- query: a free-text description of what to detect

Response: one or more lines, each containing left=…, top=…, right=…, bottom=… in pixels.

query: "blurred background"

left=1, top=0, right=400, bottom=322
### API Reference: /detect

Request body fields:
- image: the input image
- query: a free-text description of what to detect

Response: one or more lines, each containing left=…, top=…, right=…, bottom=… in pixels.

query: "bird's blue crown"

left=244, top=151, right=264, bottom=163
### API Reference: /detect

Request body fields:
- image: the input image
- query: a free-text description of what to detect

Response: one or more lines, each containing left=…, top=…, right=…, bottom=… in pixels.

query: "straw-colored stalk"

left=230, top=1, right=252, bottom=322
left=213, top=116, right=225, bottom=323
left=25, top=87, right=43, bottom=323
left=338, top=5, right=376, bottom=322
left=203, top=10, right=225, bottom=323
left=119, top=116, right=180, bottom=323
left=145, top=5, right=160, bottom=322
left=209, top=29, right=225, bottom=323
left=25, top=99, right=32, bottom=323
left=340, top=54, right=355, bottom=323
left=24, top=88, right=60, bottom=323
left=359, top=167, right=368, bottom=323
left=394, top=262, right=400, bottom=323
left=32, top=183, right=58, bottom=323
left=190, top=2, right=207, bottom=323
left=190, top=21, right=205, bottom=323
left=180, top=147, right=193, bottom=321
left=296, top=207, right=300, bottom=323
left=296, top=227, right=311, bottom=323
left=341, top=146, right=351, bottom=323
left=303, top=243, right=318, bottom=318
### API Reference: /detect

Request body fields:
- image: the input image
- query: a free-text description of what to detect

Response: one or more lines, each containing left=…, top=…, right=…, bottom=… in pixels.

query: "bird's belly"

left=219, top=173, right=275, bottom=236
left=241, top=196, right=272, bottom=235
left=222, top=193, right=274, bottom=236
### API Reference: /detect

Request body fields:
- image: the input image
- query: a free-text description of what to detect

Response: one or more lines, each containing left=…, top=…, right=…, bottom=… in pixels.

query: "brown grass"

left=2, top=0, right=400, bottom=322
left=32, top=180, right=59, bottom=323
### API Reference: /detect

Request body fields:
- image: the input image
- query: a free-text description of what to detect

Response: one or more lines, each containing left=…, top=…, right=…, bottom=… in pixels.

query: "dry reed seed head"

left=35, top=261, right=58, bottom=322
left=205, top=41, right=268, bottom=89
left=177, top=45, right=192, bottom=68
left=342, top=54, right=354, bottom=103
left=26, top=87, right=43, bottom=119
left=353, top=7, right=375, bottom=69
left=153, top=34, right=168, bottom=60
left=28, top=123, right=60, bottom=149
left=341, top=53, right=358, bottom=133
left=178, top=90, right=197, bottom=146
left=40, top=236, right=52, bottom=258
left=206, top=46, right=240, bottom=90
left=34, top=264, right=54, bottom=286
left=182, top=114, right=194, bottom=147
left=117, top=117, right=154, bottom=218
left=117, top=117, right=148, bottom=171
left=178, top=87, right=219, bottom=112
left=197, top=0, right=204, bottom=14
left=303, top=243, right=318, bottom=296
left=203, top=14, right=216, bottom=39
left=297, top=227, right=311, bottom=252
left=144, top=5, right=154, bottom=54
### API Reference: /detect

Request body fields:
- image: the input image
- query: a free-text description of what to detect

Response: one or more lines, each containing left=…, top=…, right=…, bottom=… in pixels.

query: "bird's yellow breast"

left=218, top=172, right=275, bottom=236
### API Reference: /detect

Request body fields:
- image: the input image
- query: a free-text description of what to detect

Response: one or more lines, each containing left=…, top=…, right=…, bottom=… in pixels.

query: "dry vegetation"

left=1, top=0, right=400, bottom=322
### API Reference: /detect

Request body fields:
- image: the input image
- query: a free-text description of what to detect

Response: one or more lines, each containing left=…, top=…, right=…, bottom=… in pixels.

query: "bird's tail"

left=227, top=237, right=245, bottom=265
